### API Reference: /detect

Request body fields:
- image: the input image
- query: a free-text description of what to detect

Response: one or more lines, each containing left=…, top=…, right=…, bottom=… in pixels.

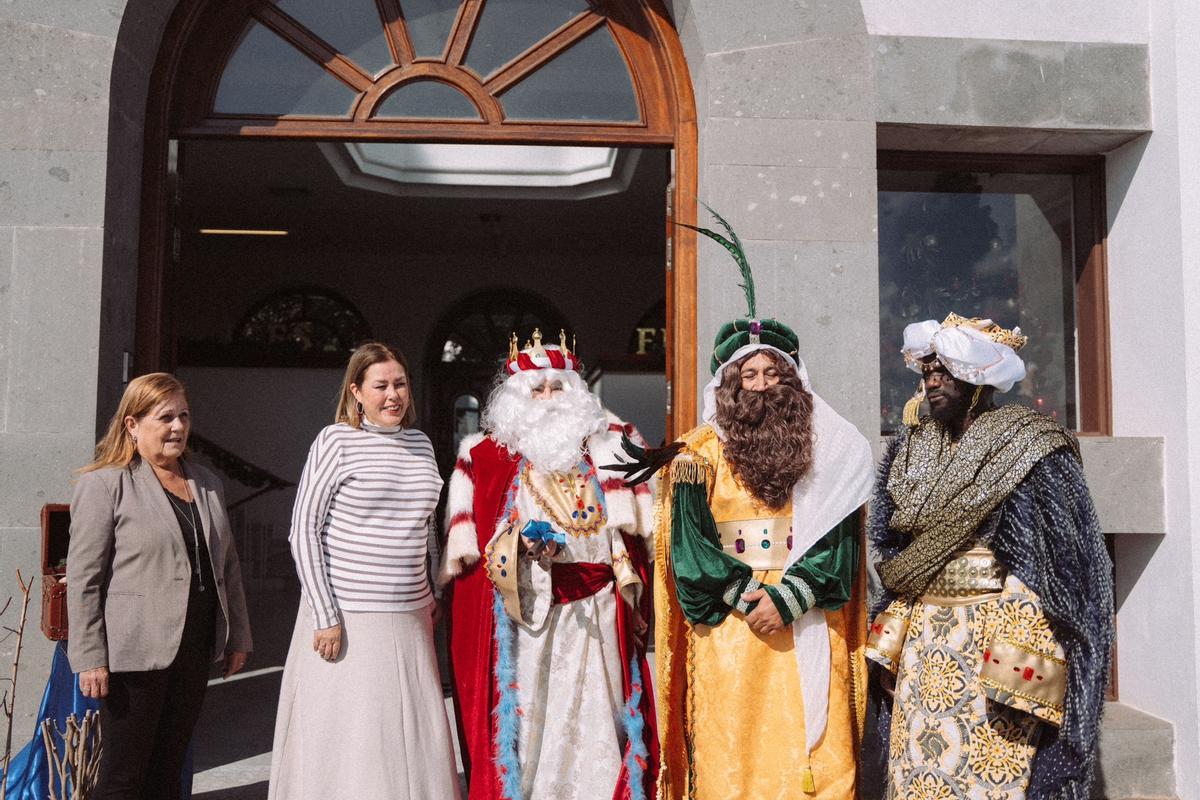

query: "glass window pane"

left=500, top=27, right=639, bottom=122
left=400, top=0, right=460, bottom=58
left=214, top=21, right=358, bottom=116
left=374, top=80, right=480, bottom=119
left=453, top=394, right=481, bottom=453
left=464, top=0, right=589, bottom=79
left=275, top=0, right=394, bottom=76
left=878, top=170, right=1078, bottom=433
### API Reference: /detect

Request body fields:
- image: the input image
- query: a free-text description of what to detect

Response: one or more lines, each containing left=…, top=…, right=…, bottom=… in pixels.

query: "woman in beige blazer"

left=67, top=372, right=252, bottom=800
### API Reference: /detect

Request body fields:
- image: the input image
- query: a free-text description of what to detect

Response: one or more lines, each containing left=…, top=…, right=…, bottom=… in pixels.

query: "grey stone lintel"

left=873, top=35, right=1150, bottom=155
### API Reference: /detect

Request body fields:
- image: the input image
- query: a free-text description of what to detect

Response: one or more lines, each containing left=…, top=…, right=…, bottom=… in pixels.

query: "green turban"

left=710, top=318, right=800, bottom=374
left=681, top=202, right=802, bottom=375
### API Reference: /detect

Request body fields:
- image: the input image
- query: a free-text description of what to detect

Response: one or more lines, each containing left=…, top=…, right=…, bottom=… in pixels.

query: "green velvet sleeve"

left=669, top=479, right=757, bottom=626
left=763, top=512, right=860, bottom=625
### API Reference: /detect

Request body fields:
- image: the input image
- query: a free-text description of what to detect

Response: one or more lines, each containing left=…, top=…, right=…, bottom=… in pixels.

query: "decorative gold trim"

left=612, top=550, right=641, bottom=596
left=920, top=589, right=1003, bottom=607
left=715, top=517, right=791, bottom=570
left=866, top=610, right=909, bottom=672
left=988, top=636, right=1066, bottom=665
left=484, top=521, right=523, bottom=623
left=979, top=638, right=1066, bottom=711
left=865, top=646, right=898, bottom=673
left=978, top=678, right=1064, bottom=712
left=522, top=461, right=607, bottom=538
left=941, top=312, right=1029, bottom=351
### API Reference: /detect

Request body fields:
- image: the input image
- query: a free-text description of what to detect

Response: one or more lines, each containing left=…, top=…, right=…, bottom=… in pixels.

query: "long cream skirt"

left=268, top=603, right=462, bottom=800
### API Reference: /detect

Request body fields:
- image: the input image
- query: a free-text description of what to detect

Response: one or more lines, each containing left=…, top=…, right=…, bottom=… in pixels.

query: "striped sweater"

left=290, top=422, right=444, bottom=629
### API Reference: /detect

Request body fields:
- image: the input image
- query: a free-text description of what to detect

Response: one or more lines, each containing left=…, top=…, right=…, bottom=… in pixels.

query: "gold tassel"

left=669, top=454, right=711, bottom=485
left=801, top=765, right=816, bottom=794
left=902, top=382, right=926, bottom=427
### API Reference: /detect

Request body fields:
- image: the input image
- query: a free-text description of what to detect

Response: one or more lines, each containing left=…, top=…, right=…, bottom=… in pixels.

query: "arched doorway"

left=424, top=287, right=569, bottom=473
left=122, top=3, right=696, bottom=788
left=137, top=0, right=698, bottom=435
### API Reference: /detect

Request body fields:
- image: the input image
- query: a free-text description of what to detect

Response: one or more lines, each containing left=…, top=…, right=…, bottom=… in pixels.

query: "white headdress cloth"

left=901, top=319, right=1026, bottom=392
left=702, top=342, right=874, bottom=759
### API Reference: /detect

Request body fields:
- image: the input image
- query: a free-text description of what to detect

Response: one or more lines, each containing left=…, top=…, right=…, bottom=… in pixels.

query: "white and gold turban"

left=900, top=313, right=1029, bottom=425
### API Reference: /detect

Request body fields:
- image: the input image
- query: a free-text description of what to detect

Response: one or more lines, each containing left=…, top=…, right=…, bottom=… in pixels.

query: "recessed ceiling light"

left=198, top=228, right=289, bottom=236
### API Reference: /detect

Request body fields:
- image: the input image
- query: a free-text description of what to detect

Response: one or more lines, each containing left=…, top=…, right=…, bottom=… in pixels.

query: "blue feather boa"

left=492, top=589, right=523, bottom=800
left=621, top=658, right=649, bottom=800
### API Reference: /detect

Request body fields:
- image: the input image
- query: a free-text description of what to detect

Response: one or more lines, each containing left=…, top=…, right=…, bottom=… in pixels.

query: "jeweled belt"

left=920, top=545, right=1006, bottom=605
left=715, top=517, right=792, bottom=570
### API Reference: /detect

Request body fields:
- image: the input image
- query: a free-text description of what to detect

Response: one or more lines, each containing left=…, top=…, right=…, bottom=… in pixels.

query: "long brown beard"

left=714, top=357, right=814, bottom=509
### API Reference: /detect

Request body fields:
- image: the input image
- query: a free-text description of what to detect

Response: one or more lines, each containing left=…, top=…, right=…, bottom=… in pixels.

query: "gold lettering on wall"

left=634, top=328, right=667, bottom=355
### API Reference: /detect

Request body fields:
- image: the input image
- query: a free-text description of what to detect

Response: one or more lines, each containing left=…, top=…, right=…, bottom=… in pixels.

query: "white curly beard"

left=482, top=369, right=607, bottom=474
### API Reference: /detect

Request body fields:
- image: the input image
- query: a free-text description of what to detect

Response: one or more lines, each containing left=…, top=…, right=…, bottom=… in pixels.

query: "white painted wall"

left=1103, top=0, right=1200, bottom=792
left=861, top=0, right=1149, bottom=44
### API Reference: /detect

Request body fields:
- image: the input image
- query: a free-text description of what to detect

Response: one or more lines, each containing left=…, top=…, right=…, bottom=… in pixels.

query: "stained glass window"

left=235, top=288, right=373, bottom=356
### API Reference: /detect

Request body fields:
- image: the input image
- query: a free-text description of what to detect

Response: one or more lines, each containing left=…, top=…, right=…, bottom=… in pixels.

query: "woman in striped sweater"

left=268, top=342, right=461, bottom=800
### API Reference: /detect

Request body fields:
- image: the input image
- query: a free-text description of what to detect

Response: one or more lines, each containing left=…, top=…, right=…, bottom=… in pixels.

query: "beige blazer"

left=66, top=458, right=253, bottom=673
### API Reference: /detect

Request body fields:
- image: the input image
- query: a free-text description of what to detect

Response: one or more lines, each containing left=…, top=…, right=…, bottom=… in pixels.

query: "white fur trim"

left=438, top=433, right=486, bottom=585
left=590, top=414, right=652, bottom=537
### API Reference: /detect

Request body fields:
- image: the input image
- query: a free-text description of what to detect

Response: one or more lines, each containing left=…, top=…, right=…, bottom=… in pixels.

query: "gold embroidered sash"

left=879, top=405, right=1078, bottom=597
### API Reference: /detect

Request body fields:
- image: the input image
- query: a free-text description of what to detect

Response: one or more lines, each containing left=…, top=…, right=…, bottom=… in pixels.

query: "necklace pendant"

left=198, top=584, right=206, bottom=592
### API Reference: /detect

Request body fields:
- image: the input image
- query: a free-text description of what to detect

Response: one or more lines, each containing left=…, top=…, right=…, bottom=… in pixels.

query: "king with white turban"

left=867, top=312, right=1114, bottom=800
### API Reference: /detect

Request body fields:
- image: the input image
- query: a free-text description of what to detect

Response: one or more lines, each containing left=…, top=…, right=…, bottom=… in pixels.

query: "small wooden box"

left=40, top=504, right=70, bottom=641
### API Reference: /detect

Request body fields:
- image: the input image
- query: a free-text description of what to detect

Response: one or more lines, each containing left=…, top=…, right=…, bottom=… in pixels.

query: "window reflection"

left=453, top=394, right=481, bottom=453
left=879, top=170, right=1078, bottom=432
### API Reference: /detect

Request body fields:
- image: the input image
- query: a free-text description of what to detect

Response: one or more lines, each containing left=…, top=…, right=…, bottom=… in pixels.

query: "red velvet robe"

left=446, top=436, right=658, bottom=800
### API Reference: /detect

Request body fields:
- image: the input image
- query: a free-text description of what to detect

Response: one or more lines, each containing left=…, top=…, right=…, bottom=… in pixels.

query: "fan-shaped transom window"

left=209, top=0, right=649, bottom=129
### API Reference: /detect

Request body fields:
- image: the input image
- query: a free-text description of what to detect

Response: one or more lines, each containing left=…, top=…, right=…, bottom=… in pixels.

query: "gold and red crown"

left=505, top=328, right=582, bottom=375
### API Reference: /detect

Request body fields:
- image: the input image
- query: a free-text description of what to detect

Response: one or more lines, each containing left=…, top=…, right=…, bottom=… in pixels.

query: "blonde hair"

left=81, top=372, right=188, bottom=473
left=335, top=342, right=417, bottom=429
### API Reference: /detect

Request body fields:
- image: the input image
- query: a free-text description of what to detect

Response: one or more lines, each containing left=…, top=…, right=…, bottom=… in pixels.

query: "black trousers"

left=93, top=590, right=215, bottom=800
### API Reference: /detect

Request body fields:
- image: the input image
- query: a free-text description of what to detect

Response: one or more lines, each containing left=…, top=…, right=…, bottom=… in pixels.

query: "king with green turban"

left=613, top=205, right=875, bottom=799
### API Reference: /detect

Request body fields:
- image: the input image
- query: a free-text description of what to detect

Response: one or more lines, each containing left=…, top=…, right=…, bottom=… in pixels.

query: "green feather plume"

left=676, top=203, right=756, bottom=318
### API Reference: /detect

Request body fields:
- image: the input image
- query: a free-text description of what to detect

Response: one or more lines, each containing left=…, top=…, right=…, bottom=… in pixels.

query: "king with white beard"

left=440, top=330, right=658, bottom=800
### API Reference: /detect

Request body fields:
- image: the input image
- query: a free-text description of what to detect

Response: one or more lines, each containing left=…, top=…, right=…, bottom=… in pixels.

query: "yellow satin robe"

left=653, top=426, right=867, bottom=800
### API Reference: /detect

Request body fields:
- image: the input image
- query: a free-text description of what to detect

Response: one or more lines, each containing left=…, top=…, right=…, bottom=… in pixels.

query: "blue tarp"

left=2, top=642, right=193, bottom=799
left=3, top=641, right=102, bottom=799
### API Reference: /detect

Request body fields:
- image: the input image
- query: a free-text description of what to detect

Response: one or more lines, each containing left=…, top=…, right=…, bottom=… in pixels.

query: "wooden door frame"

left=134, top=0, right=698, bottom=436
